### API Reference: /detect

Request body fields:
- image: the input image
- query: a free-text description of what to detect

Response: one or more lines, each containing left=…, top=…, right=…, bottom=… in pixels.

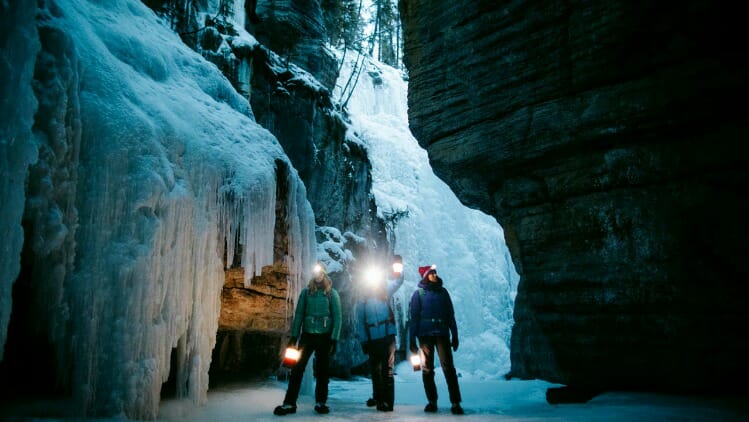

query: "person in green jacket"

left=274, top=262, right=342, bottom=416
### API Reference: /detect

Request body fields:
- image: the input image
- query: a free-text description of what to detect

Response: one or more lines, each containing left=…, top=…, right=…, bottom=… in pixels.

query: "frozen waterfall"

left=335, top=52, right=521, bottom=378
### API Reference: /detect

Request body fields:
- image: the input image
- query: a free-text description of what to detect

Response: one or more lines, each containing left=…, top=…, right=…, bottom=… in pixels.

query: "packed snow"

left=159, top=363, right=749, bottom=421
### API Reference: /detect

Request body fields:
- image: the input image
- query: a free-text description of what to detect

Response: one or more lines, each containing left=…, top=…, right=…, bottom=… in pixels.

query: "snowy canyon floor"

left=1, top=362, right=747, bottom=421
left=157, top=362, right=748, bottom=422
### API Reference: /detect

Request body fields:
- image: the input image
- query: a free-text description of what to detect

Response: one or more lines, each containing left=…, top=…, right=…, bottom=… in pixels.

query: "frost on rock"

left=315, top=226, right=356, bottom=274
left=0, top=0, right=315, bottom=419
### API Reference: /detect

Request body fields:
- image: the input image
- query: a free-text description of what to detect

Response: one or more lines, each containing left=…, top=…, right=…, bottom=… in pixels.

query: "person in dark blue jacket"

left=409, top=264, right=464, bottom=415
left=356, top=255, right=404, bottom=412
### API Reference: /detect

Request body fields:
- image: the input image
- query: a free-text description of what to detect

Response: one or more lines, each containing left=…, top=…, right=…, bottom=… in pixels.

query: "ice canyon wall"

left=0, top=0, right=316, bottom=418
left=400, top=0, right=749, bottom=392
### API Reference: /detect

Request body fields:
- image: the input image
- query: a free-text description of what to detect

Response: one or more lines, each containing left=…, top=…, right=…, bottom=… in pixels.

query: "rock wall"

left=254, top=0, right=339, bottom=91
left=247, top=41, right=387, bottom=378
left=400, top=0, right=749, bottom=392
left=152, top=0, right=388, bottom=379
left=212, top=264, right=293, bottom=383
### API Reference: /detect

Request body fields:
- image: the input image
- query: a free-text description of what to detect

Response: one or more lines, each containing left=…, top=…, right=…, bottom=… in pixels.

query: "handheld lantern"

left=392, top=262, right=403, bottom=274
left=410, top=353, right=421, bottom=371
left=282, top=347, right=301, bottom=368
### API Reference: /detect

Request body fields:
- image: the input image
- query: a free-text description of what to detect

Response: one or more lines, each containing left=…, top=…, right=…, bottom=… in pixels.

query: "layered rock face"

left=212, top=264, right=293, bottom=383
left=254, top=0, right=339, bottom=90
left=156, top=0, right=386, bottom=379
left=400, top=1, right=749, bottom=391
left=247, top=41, right=387, bottom=378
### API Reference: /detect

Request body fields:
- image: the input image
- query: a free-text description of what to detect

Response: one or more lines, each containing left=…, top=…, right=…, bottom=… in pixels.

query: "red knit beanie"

left=418, top=264, right=436, bottom=281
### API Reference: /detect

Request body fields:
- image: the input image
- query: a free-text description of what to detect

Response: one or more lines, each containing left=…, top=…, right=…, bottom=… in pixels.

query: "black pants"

left=419, top=335, right=462, bottom=404
left=367, top=335, right=395, bottom=406
left=283, top=333, right=332, bottom=405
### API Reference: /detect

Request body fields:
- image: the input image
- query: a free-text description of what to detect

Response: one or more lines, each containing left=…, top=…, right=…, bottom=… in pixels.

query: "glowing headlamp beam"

left=364, top=266, right=383, bottom=286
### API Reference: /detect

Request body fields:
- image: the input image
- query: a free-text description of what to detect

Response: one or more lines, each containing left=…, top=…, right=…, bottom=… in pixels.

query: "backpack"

left=362, top=297, right=395, bottom=342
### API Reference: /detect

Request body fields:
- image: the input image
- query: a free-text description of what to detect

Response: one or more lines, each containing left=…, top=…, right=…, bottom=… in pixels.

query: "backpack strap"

left=362, top=298, right=372, bottom=342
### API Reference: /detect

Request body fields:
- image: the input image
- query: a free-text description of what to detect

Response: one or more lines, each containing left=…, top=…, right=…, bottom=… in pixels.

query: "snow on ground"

left=157, top=361, right=749, bottom=421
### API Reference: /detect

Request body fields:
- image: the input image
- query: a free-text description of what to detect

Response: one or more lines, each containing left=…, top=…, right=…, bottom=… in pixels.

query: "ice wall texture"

left=0, top=0, right=41, bottom=362
left=1, top=0, right=314, bottom=418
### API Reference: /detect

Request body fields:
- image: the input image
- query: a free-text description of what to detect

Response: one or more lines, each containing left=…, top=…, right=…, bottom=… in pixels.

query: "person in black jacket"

left=409, top=264, right=464, bottom=415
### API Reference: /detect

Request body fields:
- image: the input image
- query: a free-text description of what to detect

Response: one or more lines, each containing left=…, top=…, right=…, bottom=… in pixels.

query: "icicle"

left=237, top=58, right=251, bottom=101
left=232, top=0, right=246, bottom=30
left=241, top=177, right=276, bottom=285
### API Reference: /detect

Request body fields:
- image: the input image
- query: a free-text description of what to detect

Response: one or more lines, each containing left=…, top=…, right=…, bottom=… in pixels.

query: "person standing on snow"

left=356, top=255, right=405, bottom=412
left=274, top=262, right=342, bottom=416
left=409, top=264, right=464, bottom=415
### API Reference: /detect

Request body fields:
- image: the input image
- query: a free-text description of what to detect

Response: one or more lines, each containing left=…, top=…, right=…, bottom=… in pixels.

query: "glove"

left=410, top=341, right=419, bottom=354
left=287, top=337, right=297, bottom=348
left=361, top=342, right=370, bottom=354
left=329, top=339, right=337, bottom=355
left=451, top=337, right=459, bottom=352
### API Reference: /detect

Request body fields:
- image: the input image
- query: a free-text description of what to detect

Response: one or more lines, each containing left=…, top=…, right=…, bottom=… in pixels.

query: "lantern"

left=410, top=353, right=421, bottom=371
left=392, top=262, right=403, bottom=274
left=282, top=347, right=301, bottom=368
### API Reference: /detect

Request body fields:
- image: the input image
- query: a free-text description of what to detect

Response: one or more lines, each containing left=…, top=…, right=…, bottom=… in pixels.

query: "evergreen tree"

left=370, top=0, right=401, bottom=67
left=322, top=0, right=363, bottom=51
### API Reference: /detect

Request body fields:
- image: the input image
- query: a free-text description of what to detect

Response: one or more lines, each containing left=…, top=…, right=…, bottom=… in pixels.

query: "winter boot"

left=451, top=403, right=464, bottom=415
left=424, top=401, right=437, bottom=412
left=366, top=397, right=377, bottom=407
left=314, top=402, right=330, bottom=414
left=273, top=403, right=296, bottom=416
left=377, top=402, right=393, bottom=412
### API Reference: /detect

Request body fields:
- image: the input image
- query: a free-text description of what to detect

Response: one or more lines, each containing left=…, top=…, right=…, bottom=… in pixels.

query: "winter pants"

left=418, top=335, right=462, bottom=404
left=367, top=335, right=396, bottom=406
left=283, top=333, right=332, bottom=406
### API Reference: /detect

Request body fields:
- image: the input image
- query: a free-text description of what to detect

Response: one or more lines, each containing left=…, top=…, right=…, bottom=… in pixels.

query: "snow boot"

left=424, top=401, right=437, bottom=412
left=451, top=403, right=464, bottom=415
left=273, top=404, right=296, bottom=416
left=314, top=402, right=330, bottom=414
left=377, top=402, right=393, bottom=412
left=366, top=397, right=377, bottom=407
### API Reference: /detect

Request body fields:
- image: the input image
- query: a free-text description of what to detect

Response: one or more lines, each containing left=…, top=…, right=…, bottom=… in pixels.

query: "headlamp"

left=364, top=266, right=382, bottom=286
